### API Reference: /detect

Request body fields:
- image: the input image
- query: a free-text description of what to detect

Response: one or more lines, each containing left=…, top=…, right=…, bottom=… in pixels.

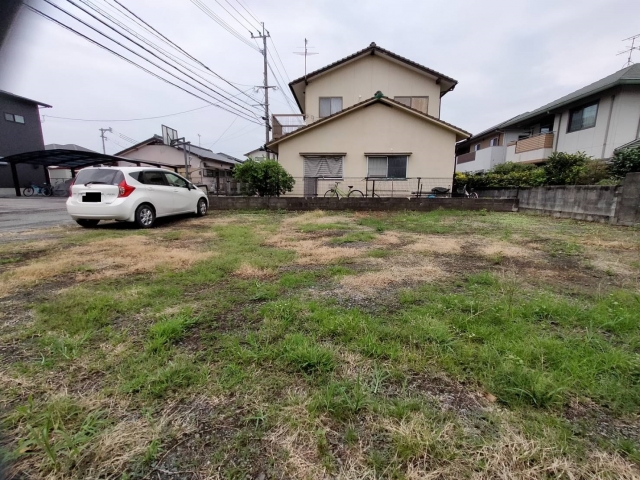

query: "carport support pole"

left=10, top=163, right=21, bottom=197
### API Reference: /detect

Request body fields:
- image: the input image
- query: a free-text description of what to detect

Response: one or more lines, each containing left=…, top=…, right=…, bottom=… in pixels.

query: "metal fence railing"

left=286, top=177, right=454, bottom=198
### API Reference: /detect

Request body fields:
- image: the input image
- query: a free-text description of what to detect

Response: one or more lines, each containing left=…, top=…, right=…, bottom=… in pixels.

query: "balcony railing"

left=514, top=132, right=554, bottom=154
left=272, top=114, right=314, bottom=140
left=456, top=151, right=476, bottom=164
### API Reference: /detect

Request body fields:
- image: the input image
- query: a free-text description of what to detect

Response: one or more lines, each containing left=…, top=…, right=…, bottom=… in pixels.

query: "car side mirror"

left=186, top=183, right=193, bottom=190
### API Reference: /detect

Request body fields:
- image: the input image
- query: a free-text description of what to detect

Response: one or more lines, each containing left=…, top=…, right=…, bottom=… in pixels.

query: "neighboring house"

left=45, top=143, right=97, bottom=185
left=267, top=43, right=470, bottom=196
left=0, top=90, right=51, bottom=194
left=245, top=147, right=276, bottom=162
left=115, top=134, right=243, bottom=194
left=456, top=64, right=640, bottom=172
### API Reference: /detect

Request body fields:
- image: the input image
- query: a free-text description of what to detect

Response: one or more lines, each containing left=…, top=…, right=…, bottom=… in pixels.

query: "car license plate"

left=82, top=192, right=101, bottom=203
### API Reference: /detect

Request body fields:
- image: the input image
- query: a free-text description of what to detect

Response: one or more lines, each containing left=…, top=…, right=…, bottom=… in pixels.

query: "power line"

left=224, top=0, right=260, bottom=31
left=212, top=0, right=253, bottom=34
left=269, top=37, right=292, bottom=83
left=208, top=116, right=238, bottom=147
left=233, top=0, right=261, bottom=28
left=61, top=0, right=261, bottom=118
left=103, top=0, right=262, bottom=101
left=48, top=0, right=261, bottom=121
left=190, top=0, right=261, bottom=52
left=77, top=0, right=264, bottom=110
left=43, top=104, right=213, bottom=122
left=23, top=5, right=263, bottom=126
left=268, top=59, right=296, bottom=113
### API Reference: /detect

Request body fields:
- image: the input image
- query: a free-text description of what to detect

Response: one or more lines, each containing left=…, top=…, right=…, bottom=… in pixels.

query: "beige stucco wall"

left=304, top=55, right=442, bottom=121
left=277, top=103, right=456, bottom=185
left=554, top=88, right=640, bottom=159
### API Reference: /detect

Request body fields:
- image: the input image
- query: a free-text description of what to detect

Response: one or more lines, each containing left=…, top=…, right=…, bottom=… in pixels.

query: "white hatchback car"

left=66, top=166, right=208, bottom=228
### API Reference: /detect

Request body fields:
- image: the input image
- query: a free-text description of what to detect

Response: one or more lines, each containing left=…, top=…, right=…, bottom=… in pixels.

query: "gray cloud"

left=1, top=0, right=639, bottom=157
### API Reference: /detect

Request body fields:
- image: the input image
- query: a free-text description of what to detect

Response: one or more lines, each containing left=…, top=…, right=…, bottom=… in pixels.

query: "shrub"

left=233, top=159, right=294, bottom=197
left=574, top=160, right=611, bottom=185
left=609, top=146, right=640, bottom=179
left=543, top=151, right=591, bottom=185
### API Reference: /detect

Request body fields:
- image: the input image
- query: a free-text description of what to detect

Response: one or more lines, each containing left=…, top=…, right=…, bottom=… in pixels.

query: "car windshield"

left=75, top=169, right=123, bottom=185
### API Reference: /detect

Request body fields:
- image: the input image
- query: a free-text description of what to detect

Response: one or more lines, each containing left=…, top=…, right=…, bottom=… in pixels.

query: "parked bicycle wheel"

left=42, top=186, right=53, bottom=197
left=347, top=189, right=364, bottom=197
left=371, top=193, right=381, bottom=198
left=469, top=192, right=479, bottom=199
left=324, top=189, right=339, bottom=198
left=23, top=187, right=34, bottom=197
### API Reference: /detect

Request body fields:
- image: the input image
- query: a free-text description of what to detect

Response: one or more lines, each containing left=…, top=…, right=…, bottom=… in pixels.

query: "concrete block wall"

left=207, top=196, right=517, bottom=213
left=615, top=172, right=640, bottom=226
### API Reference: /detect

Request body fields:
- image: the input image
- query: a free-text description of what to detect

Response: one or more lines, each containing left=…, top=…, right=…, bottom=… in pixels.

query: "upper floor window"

left=394, top=96, right=429, bottom=114
left=490, top=137, right=499, bottom=147
left=568, top=101, right=598, bottom=133
left=474, top=144, right=481, bottom=151
left=4, top=113, right=25, bottom=124
left=319, top=97, right=342, bottom=118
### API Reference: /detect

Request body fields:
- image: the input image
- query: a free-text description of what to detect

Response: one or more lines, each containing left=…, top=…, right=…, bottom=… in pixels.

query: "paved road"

left=0, top=197, right=72, bottom=233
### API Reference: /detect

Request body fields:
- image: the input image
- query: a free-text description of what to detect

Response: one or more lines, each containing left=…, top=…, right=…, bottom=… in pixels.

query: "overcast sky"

left=1, top=0, right=639, bottom=158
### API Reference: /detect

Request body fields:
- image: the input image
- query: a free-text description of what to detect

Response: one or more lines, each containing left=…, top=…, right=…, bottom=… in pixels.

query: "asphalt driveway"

left=0, top=197, right=72, bottom=234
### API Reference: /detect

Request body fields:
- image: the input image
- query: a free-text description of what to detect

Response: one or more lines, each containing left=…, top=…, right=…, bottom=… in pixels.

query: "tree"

left=609, top=146, right=640, bottom=179
left=233, top=159, right=295, bottom=197
left=543, top=151, right=591, bottom=185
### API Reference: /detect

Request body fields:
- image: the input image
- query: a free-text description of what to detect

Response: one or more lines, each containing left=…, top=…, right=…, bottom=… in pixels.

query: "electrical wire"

left=269, top=37, right=292, bottom=84
left=223, top=0, right=260, bottom=32
left=59, top=0, right=261, bottom=118
left=103, top=0, right=262, bottom=99
left=268, top=61, right=296, bottom=113
left=189, top=0, right=260, bottom=52
left=76, top=0, right=264, bottom=109
left=212, top=0, right=253, bottom=35
left=233, top=0, right=261, bottom=28
left=23, top=5, right=263, bottom=126
left=208, top=116, right=237, bottom=147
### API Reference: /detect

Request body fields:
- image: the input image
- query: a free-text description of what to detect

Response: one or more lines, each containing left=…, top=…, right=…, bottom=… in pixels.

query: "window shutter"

left=304, top=157, right=343, bottom=178
left=367, top=157, right=387, bottom=177
left=394, top=97, right=411, bottom=107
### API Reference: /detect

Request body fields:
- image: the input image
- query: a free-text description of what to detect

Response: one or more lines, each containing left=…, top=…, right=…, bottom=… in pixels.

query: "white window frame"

left=474, top=144, right=481, bottom=151
left=366, top=155, right=408, bottom=179
left=14, top=114, right=25, bottom=124
left=490, top=137, right=499, bottom=147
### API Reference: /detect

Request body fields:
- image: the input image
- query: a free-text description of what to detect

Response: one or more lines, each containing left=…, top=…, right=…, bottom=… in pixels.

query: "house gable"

left=290, top=44, right=457, bottom=119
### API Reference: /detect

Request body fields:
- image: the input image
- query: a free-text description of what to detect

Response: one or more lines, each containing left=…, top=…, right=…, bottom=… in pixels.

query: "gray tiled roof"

left=462, top=64, right=640, bottom=143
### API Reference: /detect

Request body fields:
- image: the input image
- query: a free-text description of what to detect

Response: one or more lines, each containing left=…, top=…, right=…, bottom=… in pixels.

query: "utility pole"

left=618, top=34, right=640, bottom=67
left=99, top=127, right=112, bottom=154
left=170, top=137, right=191, bottom=180
left=197, top=134, right=201, bottom=147
left=252, top=23, right=275, bottom=160
left=294, top=38, right=319, bottom=80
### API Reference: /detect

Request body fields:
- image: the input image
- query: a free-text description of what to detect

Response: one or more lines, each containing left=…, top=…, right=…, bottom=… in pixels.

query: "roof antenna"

left=294, top=38, right=319, bottom=81
left=618, top=34, right=640, bottom=67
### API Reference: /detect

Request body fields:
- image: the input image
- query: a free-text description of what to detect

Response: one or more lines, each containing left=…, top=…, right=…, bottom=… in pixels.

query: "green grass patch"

left=330, top=232, right=376, bottom=244
left=298, top=223, right=348, bottom=233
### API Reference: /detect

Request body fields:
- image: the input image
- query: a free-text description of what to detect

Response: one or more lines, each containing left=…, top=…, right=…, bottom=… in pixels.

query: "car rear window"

left=75, top=168, right=123, bottom=185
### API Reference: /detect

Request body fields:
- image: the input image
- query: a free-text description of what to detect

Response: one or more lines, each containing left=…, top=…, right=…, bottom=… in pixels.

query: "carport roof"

left=0, top=148, right=178, bottom=170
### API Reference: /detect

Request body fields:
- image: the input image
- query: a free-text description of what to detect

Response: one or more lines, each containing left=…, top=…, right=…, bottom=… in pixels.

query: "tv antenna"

left=618, top=34, right=640, bottom=67
left=294, top=38, right=319, bottom=79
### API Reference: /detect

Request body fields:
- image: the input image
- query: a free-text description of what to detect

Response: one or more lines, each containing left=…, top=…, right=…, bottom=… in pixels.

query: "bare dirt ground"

left=0, top=209, right=639, bottom=479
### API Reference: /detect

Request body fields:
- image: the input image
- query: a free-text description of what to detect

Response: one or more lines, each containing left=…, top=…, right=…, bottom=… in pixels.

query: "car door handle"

left=146, top=186, right=155, bottom=191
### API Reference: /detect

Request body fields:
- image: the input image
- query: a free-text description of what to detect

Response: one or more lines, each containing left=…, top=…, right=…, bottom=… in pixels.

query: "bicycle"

left=23, top=182, right=52, bottom=197
left=457, top=184, right=478, bottom=199
left=324, top=182, right=366, bottom=198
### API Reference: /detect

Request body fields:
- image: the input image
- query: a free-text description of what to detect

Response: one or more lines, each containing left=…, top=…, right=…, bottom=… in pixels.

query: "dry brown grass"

left=0, top=236, right=212, bottom=296
left=477, top=239, right=534, bottom=258
left=340, top=258, right=444, bottom=294
left=266, top=235, right=363, bottom=265
left=234, top=262, right=274, bottom=279
left=402, top=234, right=462, bottom=254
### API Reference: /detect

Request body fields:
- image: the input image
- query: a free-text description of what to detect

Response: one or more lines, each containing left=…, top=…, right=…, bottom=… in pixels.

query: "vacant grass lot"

left=1, top=210, right=639, bottom=479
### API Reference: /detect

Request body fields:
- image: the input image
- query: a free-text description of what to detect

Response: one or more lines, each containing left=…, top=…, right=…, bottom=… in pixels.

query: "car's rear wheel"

left=196, top=198, right=208, bottom=217
left=76, top=219, right=100, bottom=228
left=135, top=204, right=155, bottom=228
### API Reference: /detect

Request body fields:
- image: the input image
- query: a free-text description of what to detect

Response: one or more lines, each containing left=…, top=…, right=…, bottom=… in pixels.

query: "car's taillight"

left=118, top=179, right=135, bottom=197
left=68, top=178, right=75, bottom=197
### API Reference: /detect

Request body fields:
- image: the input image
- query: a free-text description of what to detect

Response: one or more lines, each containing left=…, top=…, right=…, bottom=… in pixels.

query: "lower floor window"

left=303, top=156, right=344, bottom=178
left=367, top=155, right=408, bottom=178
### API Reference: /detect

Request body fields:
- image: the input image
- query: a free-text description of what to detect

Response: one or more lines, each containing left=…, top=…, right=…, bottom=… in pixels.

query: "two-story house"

left=456, top=64, right=640, bottom=172
left=266, top=43, right=470, bottom=196
left=0, top=90, right=51, bottom=195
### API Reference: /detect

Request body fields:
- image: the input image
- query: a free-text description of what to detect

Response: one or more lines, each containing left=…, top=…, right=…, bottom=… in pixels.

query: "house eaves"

left=500, top=63, right=640, bottom=128
left=288, top=43, right=459, bottom=114
left=0, top=89, right=52, bottom=108
left=267, top=96, right=470, bottom=149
